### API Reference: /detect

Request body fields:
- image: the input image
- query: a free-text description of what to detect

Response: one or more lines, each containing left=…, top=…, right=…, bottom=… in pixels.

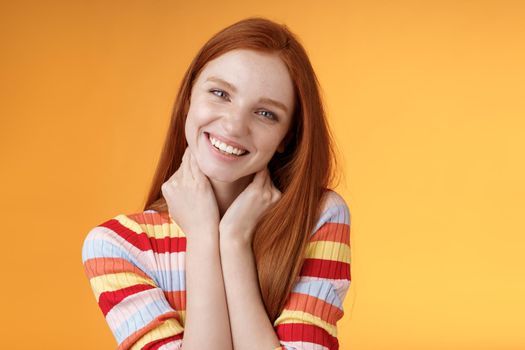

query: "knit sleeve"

left=273, top=190, right=352, bottom=350
left=81, top=214, right=184, bottom=350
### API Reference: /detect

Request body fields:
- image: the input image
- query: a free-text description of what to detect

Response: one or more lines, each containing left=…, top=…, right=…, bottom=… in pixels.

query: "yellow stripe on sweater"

left=129, top=318, right=184, bottom=350
left=140, top=222, right=185, bottom=239
left=115, top=214, right=185, bottom=239
left=113, top=215, right=144, bottom=234
left=274, top=310, right=337, bottom=337
left=90, top=272, right=156, bottom=300
left=305, top=241, right=351, bottom=263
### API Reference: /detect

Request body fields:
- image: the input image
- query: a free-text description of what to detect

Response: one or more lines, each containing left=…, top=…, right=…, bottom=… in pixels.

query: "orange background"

left=1, top=1, right=524, bottom=349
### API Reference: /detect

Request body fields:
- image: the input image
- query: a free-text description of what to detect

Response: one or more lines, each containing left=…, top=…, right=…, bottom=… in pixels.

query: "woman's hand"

left=219, top=166, right=282, bottom=246
left=161, top=147, right=220, bottom=240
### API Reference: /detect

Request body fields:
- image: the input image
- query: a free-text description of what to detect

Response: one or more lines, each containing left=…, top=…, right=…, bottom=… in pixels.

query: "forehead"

left=196, top=49, right=295, bottom=109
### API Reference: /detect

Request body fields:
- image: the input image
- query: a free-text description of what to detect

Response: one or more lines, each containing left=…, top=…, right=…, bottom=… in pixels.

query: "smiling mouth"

left=205, top=132, right=250, bottom=157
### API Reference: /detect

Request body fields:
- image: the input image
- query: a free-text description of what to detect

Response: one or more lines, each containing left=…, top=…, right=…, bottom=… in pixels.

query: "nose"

left=220, top=108, right=250, bottom=137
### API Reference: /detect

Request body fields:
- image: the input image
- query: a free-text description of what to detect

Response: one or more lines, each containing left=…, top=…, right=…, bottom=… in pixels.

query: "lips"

left=205, top=132, right=250, bottom=153
left=204, top=132, right=249, bottom=161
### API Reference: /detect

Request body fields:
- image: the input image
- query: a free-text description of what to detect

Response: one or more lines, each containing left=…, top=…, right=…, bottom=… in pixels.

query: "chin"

left=207, top=174, right=237, bottom=183
left=199, top=163, right=245, bottom=183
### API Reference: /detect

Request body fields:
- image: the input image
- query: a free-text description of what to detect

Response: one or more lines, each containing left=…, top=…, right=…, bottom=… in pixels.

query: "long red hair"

left=143, top=16, right=341, bottom=322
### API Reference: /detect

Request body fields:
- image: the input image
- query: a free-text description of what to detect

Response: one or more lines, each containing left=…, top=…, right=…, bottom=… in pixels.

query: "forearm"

left=219, top=239, right=281, bottom=350
left=182, top=234, right=233, bottom=350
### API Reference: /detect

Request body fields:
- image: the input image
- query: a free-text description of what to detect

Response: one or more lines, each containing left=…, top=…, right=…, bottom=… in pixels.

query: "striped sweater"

left=81, top=189, right=351, bottom=350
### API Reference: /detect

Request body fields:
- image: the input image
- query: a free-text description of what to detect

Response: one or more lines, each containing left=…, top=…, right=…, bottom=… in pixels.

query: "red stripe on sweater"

left=118, top=311, right=180, bottom=350
left=128, top=211, right=172, bottom=225
left=163, top=290, right=186, bottom=312
left=98, top=284, right=155, bottom=316
left=310, top=223, right=350, bottom=244
left=84, top=257, right=151, bottom=280
left=284, top=292, right=343, bottom=325
left=300, top=258, right=350, bottom=280
left=142, top=333, right=183, bottom=350
left=100, top=219, right=186, bottom=253
left=275, top=323, right=339, bottom=350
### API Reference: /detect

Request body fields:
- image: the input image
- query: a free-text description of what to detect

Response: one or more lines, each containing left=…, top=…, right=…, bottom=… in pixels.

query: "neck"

left=209, top=173, right=255, bottom=218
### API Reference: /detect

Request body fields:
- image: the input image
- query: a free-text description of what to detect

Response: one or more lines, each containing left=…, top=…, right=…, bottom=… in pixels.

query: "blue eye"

left=210, top=89, right=229, bottom=100
left=210, top=88, right=278, bottom=121
left=258, top=110, right=277, bottom=121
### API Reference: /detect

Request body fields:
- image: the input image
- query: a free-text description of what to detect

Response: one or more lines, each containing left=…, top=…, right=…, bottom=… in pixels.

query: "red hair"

left=144, top=16, right=341, bottom=322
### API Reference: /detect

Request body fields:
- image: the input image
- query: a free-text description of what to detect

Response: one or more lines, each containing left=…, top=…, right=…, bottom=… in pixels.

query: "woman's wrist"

left=186, top=228, right=220, bottom=248
left=219, top=231, right=252, bottom=252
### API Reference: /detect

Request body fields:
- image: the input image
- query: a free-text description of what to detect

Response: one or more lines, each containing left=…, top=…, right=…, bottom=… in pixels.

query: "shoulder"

left=311, top=189, right=351, bottom=235
left=81, top=210, right=182, bottom=263
left=82, top=211, right=153, bottom=239
left=301, top=189, right=352, bottom=282
left=84, top=210, right=176, bottom=239
left=320, top=189, right=350, bottom=213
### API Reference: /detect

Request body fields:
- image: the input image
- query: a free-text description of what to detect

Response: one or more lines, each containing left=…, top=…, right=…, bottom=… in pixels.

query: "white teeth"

left=209, top=135, right=247, bottom=156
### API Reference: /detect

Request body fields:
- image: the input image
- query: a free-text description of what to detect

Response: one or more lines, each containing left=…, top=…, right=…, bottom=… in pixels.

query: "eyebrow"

left=205, top=76, right=289, bottom=113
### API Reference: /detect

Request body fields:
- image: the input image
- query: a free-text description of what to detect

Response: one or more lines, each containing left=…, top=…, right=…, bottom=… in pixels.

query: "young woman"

left=82, top=17, right=352, bottom=350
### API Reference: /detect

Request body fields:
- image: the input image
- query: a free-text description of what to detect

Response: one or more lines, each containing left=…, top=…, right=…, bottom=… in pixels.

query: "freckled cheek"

left=253, top=134, right=282, bottom=156
left=191, top=103, right=221, bottom=125
left=187, top=104, right=215, bottom=130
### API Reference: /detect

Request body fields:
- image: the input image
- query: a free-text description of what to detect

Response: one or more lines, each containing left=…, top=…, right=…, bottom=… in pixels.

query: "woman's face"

left=185, top=48, right=295, bottom=183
